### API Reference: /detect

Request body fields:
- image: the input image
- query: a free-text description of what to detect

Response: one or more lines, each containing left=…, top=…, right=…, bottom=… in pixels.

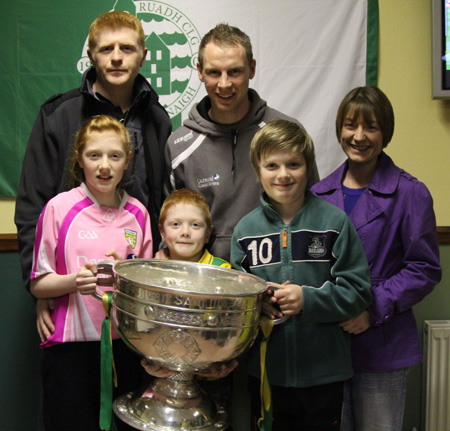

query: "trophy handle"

left=91, top=261, right=116, bottom=301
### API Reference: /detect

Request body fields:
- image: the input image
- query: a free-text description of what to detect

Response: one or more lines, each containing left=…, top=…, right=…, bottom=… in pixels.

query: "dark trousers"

left=41, top=339, right=142, bottom=431
left=248, top=375, right=344, bottom=431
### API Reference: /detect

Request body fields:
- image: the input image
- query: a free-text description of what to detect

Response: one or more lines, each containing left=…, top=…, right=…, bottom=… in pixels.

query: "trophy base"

left=113, top=374, right=229, bottom=431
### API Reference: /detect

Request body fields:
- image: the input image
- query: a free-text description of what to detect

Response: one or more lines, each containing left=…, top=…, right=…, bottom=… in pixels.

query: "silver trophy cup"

left=100, top=259, right=267, bottom=431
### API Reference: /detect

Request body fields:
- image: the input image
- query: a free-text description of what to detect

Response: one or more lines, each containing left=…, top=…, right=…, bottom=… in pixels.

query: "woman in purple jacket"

left=311, top=86, right=442, bottom=431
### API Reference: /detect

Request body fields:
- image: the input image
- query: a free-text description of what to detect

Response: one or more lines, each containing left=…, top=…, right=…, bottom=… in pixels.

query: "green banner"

left=1, top=1, right=109, bottom=196
left=1, top=0, right=378, bottom=197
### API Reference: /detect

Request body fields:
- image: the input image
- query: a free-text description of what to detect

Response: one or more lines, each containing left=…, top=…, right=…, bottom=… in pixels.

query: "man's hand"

left=261, top=289, right=284, bottom=320
left=36, top=298, right=55, bottom=343
left=196, top=360, right=239, bottom=378
left=340, top=311, right=370, bottom=334
left=141, top=359, right=177, bottom=378
left=140, top=359, right=239, bottom=379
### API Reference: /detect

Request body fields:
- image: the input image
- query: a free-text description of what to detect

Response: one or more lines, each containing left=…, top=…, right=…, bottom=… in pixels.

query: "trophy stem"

left=113, top=372, right=229, bottom=431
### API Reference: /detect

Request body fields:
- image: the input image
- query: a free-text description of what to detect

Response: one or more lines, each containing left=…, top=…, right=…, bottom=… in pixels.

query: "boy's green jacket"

left=231, top=191, right=372, bottom=388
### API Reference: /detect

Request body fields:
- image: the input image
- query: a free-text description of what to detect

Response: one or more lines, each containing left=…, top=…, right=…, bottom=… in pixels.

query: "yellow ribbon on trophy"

left=258, top=315, right=274, bottom=431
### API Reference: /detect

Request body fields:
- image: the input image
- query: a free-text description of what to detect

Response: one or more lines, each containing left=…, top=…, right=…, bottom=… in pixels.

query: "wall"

left=404, top=245, right=450, bottom=430
left=0, top=252, right=41, bottom=430
left=374, top=6, right=450, bottom=427
left=0, top=198, right=15, bottom=232
left=378, top=0, right=450, bottom=226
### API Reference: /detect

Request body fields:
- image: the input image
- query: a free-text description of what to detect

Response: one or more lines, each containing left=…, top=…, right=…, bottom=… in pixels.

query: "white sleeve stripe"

left=170, top=171, right=176, bottom=190
left=171, top=133, right=207, bottom=170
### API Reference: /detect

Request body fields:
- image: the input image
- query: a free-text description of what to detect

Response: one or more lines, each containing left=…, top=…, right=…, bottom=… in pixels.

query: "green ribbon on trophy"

left=258, top=316, right=274, bottom=431
left=100, top=291, right=118, bottom=431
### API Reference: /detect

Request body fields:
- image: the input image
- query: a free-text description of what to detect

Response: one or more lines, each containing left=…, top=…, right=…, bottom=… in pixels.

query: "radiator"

left=423, top=320, right=450, bottom=431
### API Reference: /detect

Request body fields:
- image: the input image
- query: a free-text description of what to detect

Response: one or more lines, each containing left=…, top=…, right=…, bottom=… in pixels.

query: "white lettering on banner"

left=165, top=86, right=198, bottom=117
left=136, top=2, right=183, bottom=23
left=135, top=2, right=200, bottom=45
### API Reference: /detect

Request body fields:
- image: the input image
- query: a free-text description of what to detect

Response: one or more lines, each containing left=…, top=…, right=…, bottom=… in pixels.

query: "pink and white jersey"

left=31, top=184, right=153, bottom=348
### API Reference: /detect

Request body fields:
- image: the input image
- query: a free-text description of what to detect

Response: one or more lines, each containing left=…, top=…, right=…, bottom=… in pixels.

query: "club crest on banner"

left=77, top=0, right=202, bottom=129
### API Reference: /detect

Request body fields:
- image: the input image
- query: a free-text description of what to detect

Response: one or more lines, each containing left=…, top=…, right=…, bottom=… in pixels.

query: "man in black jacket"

left=15, top=11, right=171, bottom=341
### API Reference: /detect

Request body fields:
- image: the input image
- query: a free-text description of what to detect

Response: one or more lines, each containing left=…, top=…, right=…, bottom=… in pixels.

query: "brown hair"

left=70, top=115, right=132, bottom=187
left=159, top=189, right=212, bottom=230
left=88, top=11, right=145, bottom=52
left=198, top=23, right=253, bottom=68
left=250, top=119, right=316, bottom=180
left=335, top=85, right=395, bottom=148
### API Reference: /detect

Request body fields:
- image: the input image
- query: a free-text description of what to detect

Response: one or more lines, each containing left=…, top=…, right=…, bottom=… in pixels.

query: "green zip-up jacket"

left=230, top=191, right=372, bottom=388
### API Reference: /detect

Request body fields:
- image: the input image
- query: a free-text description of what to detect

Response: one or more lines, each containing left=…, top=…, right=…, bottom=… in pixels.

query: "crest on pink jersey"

left=125, top=229, right=137, bottom=249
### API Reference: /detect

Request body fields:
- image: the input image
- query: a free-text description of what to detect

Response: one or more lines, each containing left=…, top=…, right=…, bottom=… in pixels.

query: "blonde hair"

left=159, top=189, right=212, bottom=230
left=88, top=11, right=145, bottom=53
left=70, top=115, right=132, bottom=187
left=250, top=119, right=316, bottom=180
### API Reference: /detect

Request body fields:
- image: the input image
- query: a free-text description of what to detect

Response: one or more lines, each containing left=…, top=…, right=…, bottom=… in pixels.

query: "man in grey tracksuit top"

left=164, top=24, right=319, bottom=261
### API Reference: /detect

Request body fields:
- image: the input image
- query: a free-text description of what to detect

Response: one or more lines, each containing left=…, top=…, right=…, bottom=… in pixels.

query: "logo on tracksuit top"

left=197, top=174, right=221, bottom=188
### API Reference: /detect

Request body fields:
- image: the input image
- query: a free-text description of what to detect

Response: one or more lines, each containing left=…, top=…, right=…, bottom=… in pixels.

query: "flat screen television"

left=432, top=0, right=450, bottom=98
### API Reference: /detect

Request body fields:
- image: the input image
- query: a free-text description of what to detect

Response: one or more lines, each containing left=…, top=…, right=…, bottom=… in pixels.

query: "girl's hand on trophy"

left=196, top=360, right=238, bottom=378
left=141, top=359, right=178, bottom=378
left=75, top=262, right=99, bottom=295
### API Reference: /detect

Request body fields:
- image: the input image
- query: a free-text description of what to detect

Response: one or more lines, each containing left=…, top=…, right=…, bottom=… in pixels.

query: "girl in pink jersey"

left=30, top=115, right=152, bottom=431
